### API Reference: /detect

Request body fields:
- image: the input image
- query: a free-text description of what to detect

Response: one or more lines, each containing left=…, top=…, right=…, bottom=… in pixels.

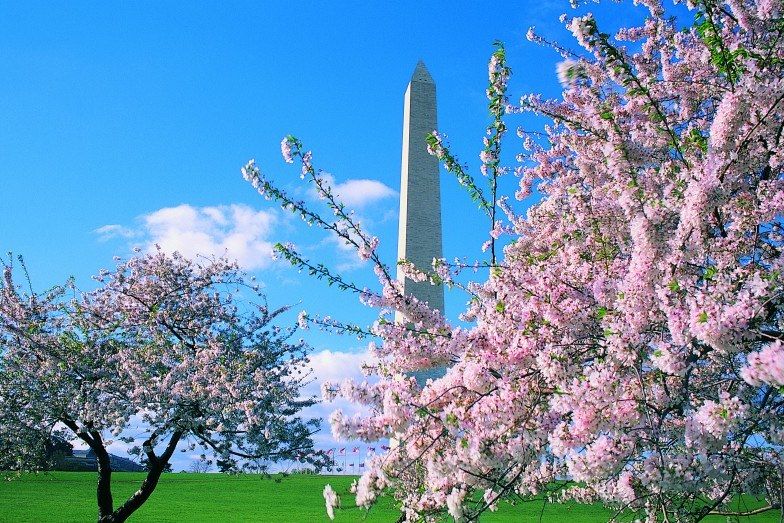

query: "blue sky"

left=1, top=1, right=653, bottom=470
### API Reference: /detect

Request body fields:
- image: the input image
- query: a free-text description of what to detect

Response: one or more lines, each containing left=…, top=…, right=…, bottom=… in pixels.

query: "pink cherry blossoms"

left=322, top=484, right=340, bottom=520
left=247, top=0, right=784, bottom=520
left=742, top=340, right=784, bottom=387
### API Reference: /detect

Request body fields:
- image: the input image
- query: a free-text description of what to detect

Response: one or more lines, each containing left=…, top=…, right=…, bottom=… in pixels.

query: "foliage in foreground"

left=0, top=250, right=320, bottom=522
left=245, top=0, right=784, bottom=521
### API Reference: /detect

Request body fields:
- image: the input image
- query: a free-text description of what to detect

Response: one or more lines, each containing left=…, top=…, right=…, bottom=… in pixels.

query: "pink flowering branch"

left=242, top=1, right=784, bottom=520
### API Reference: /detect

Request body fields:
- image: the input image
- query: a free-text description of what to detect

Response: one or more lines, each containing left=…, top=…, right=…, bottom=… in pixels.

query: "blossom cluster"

left=322, top=484, right=340, bottom=520
left=0, top=250, right=321, bottom=518
left=247, top=0, right=784, bottom=520
left=741, top=340, right=784, bottom=387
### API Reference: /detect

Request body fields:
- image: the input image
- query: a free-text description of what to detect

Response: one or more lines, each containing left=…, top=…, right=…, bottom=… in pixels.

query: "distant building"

left=61, top=449, right=144, bottom=472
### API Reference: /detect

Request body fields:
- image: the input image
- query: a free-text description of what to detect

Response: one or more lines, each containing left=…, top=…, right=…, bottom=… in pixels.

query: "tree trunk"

left=59, top=421, right=116, bottom=522
left=97, top=431, right=182, bottom=523
left=92, top=439, right=114, bottom=520
left=104, top=465, right=166, bottom=522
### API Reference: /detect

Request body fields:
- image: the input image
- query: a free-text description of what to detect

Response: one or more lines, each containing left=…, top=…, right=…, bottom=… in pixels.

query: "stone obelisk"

left=395, top=61, right=445, bottom=323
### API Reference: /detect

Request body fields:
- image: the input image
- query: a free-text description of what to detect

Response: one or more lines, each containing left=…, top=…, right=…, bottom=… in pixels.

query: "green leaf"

left=687, top=128, right=708, bottom=153
left=596, top=306, right=607, bottom=320
left=698, top=311, right=708, bottom=323
left=495, top=301, right=506, bottom=313
left=416, top=407, right=430, bottom=418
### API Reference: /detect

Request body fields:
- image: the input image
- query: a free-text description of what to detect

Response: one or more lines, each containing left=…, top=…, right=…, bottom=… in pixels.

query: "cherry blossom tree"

left=0, top=250, right=321, bottom=523
left=245, top=0, right=784, bottom=520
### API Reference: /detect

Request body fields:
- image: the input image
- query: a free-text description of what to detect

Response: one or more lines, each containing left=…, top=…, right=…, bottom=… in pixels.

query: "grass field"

left=0, top=472, right=777, bottom=522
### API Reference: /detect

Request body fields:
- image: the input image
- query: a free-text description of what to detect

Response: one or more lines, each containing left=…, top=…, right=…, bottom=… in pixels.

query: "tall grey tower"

left=396, top=61, right=444, bottom=322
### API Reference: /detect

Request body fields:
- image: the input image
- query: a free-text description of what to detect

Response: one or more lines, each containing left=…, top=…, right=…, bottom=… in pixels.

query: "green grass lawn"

left=0, top=472, right=776, bottom=522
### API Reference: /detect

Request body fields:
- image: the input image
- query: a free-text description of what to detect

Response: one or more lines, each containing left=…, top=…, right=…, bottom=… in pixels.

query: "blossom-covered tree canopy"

left=246, top=0, right=784, bottom=521
left=0, top=250, right=320, bottom=523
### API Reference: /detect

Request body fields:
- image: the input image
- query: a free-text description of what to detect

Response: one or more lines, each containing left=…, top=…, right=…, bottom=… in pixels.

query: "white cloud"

left=303, top=348, right=376, bottom=398
left=97, top=204, right=278, bottom=271
left=302, top=348, right=383, bottom=450
left=94, top=224, right=139, bottom=241
left=143, top=204, right=276, bottom=270
left=297, top=173, right=396, bottom=273
left=316, top=234, right=366, bottom=273
left=313, top=174, right=396, bottom=209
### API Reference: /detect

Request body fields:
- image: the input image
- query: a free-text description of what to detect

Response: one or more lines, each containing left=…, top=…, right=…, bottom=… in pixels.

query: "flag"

left=359, top=463, right=365, bottom=468
left=381, top=445, right=390, bottom=451
left=349, top=462, right=355, bottom=467
left=339, top=448, right=345, bottom=455
left=367, top=447, right=376, bottom=452
left=352, top=446, right=359, bottom=453
left=326, top=449, right=334, bottom=455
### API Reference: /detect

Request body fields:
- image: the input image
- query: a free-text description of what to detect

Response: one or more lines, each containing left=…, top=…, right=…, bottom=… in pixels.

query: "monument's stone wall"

left=396, top=62, right=445, bottom=320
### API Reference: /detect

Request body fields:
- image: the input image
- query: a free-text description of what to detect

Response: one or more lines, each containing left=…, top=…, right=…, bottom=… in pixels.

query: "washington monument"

left=396, top=61, right=445, bottom=322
